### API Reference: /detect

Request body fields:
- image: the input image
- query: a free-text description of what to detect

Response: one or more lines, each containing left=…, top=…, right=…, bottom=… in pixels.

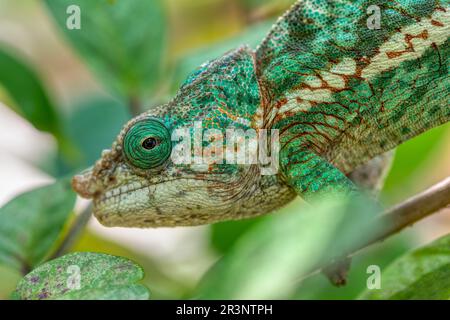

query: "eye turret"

left=123, top=118, right=171, bottom=169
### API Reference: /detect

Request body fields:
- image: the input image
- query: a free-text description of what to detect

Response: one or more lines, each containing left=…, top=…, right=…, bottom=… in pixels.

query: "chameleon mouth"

left=90, top=177, right=240, bottom=228
left=91, top=182, right=154, bottom=227
left=96, top=182, right=149, bottom=204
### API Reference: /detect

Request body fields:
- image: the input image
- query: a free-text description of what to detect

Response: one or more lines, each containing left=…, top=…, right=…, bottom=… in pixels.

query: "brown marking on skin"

left=261, top=60, right=350, bottom=128
left=386, top=51, right=404, bottom=59
left=359, top=56, right=370, bottom=64
left=283, top=70, right=354, bottom=111
left=275, top=97, right=288, bottom=109
left=329, top=58, right=339, bottom=64
left=431, top=19, right=444, bottom=27
left=386, top=30, right=429, bottom=59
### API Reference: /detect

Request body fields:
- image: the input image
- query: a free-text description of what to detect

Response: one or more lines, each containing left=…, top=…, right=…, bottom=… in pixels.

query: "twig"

left=305, top=177, right=450, bottom=282
left=49, top=204, right=93, bottom=260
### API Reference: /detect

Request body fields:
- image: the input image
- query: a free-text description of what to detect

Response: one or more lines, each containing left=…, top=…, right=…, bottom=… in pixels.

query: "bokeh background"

left=0, top=0, right=449, bottom=299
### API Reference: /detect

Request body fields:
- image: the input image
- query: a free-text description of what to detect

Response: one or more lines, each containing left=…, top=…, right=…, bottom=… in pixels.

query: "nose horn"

left=71, top=168, right=95, bottom=199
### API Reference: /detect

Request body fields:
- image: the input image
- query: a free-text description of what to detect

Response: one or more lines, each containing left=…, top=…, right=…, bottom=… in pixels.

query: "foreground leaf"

left=197, top=196, right=381, bottom=299
left=0, top=179, right=76, bottom=272
left=44, top=0, right=167, bottom=101
left=14, top=252, right=149, bottom=300
left=57, top=284, right=149, bottom=300
left=359, top=233, right=450, bottom=300
left=72, top=230, right=192, bottom=299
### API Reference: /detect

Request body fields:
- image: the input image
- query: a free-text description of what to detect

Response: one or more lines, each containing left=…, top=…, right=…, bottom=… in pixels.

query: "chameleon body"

left=72, top=0, right=449, bottom=228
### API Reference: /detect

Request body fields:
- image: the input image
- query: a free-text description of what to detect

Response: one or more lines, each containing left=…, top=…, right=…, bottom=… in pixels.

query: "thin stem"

left=50, top=204, right=93, bottom=260
left=354, top=176, right=450, bottom=255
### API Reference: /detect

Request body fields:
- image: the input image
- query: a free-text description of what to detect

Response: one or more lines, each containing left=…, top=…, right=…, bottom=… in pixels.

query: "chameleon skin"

left=72, top=0, right=449, bottom=228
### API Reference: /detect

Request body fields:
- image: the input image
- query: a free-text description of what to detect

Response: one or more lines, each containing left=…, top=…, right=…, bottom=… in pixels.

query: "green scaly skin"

left=72, top=0, right=449, bottom=228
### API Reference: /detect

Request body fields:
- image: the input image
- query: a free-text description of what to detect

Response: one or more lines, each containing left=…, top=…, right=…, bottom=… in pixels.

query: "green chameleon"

left=72, top=0, right=449, bottom=228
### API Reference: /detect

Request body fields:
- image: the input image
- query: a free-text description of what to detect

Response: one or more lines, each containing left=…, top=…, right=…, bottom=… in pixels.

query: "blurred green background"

left=0, top=0, right=449, bottom=299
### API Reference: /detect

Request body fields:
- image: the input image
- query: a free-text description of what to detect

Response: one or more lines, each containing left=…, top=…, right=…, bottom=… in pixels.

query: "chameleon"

left=72, top=0, right=449, bottom=228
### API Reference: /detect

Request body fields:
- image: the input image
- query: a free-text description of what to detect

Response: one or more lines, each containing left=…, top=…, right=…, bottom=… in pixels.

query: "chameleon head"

left=72, top=46, right=297, bottom=228
left=71, top=107, right=295, bottom=228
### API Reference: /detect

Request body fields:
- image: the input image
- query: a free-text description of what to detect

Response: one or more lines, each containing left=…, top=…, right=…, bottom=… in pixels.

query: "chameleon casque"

left=72, top=0, right=449, bottom=228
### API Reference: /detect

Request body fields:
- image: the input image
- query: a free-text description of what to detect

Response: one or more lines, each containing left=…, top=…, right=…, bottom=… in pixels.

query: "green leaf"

left=57, top=284, right=149, bottom=300
left=72, top=231, right=192, bottom=299
left=382, top=123, right=450, bottom=203
left=13, top=252, right=149, bottom=300
left=197, top=196, right=382, bottom=299
left=292, top=234, right=413, bottom=300
left=0, top=46, right=62, bottom=138
left=210, top=217, right=266, bottom=254
left=359, top=233, right=450, bottom=300
left=171, top=19, right=275, bottom=93
left=0, top=179, right=76, bottom=272
left=44, top=0, right=167, bottom=101
left=47, top=96, right=131, bottom=177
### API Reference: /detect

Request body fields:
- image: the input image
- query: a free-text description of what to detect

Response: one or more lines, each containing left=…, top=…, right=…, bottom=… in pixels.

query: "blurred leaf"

left=293, top=233, right=413, bottom=299
left=197, top=195, right=381, bottom=299
left=47, top=96, right=130, bottom=176
left=382, top=123, right=450, bottom=202
left=210, top=216, right=266, bottom=254
left=44, top=0, right=167, bottom=102
left=241, top=0, right=294, bottom=10
left=65, top=97, right=130, bottom=167
left=171, top=19, right=275, bottom=92
left=13, top=252, right=149, bottom=300
left=0, top=179, right=76, bottom=272
left=240, top=0, right=294, bottom=22
left=0, top=265, right=22, bottom=300
left=0, top=46, right=62, bottom=138
left=359, top=233, right=450, bottom=300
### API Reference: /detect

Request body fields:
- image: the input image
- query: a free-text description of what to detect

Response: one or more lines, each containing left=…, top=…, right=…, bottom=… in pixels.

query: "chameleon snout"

left=72, top=168, right=98, bottom=199
left=72, top=149, right=120, bottom=199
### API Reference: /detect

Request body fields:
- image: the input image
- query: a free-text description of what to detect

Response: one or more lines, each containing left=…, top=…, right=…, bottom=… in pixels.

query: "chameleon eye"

left=123, top=118, right=171, bottom=169
left=141, top=137, right=158, bottom=150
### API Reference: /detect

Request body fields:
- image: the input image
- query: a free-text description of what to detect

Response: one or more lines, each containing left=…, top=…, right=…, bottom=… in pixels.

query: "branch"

left=49, top=204, right=93, bottom=260
left=355, top=176, right=450, bottom=254
left=308, top=177, right=450, bottom=283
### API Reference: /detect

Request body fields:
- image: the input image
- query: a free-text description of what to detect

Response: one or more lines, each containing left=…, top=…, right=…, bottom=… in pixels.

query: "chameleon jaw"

left=90, top=177, right=235, bottom=228
left=70, top=159, right=245, bottom=227
left=73, top=165, right=297, bottom=228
